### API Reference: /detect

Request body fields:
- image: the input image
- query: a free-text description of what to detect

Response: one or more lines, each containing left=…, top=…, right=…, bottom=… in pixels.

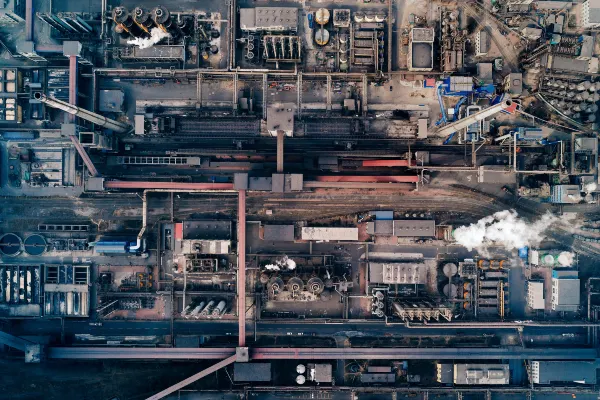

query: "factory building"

left=239, top=7, right=299, bottom=32
left=301, top=227, right=358, bottom=241
left=475, top=30, right=490, bottom=56
left=369, top=262, right=426, bottom=284
left=582, top=0, right=600, bottom=28
left=527, top=280, right=545, bottom=310
left=366, top=219, right=435, bottom=237
left=436, top=363, right=510, bottom=385
left=0, top=265, right=43, bottom=318
left=263, top=225, right=295, bottom=242
left=408, top=27, right=434, bottom=72
left=551, top=184, right=582, bottom=204
left=453, top=364, right=510, bottom=385
left=530, top=361, right=597, bottom=384
left=551, top=269, right=580, bottom=312
left=44, top=265, right=90, bottom=317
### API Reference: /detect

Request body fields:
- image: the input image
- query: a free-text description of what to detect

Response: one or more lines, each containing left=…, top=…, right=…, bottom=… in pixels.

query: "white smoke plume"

left=584, top=182, right=597, bottom=194
left=127, top=27, right=170, bottom=49
left=453, top=210, right=570, bottom=255
left=558, top=251, right=575, bottom=267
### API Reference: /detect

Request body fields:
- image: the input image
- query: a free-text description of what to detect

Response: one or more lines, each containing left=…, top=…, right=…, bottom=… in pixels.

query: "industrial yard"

left=2, top=0, right=600, bottom=398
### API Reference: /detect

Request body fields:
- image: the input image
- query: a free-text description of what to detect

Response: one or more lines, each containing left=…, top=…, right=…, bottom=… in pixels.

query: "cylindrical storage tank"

left=211, top=300, right=227, bottom=316
left=443, top=263, right=458, bottom=277
left=200, top=300, right=215, bottom=316
left=375, top=291, right=384, bottom=300
left=307, top=277, right=324, bottom=294
left=153, top=5, right=182, bottom=39
left=315, top=8, right=330, bottom=25
left=268, top=277, right=284, bottom=293
left=133, top=7, right=155, bottom=32
left=297, top=364, right=306, bottom=374
left=24, top=234, right=46, bottom=256
left=354, top=13, right=364, bottom=22
left=210, top=45, right=219, bottom=54
left=287, top=277, right=304, bottom=292
left=113, top=7, right=144, bottom=38
left=443, top=283, right=457, bottom=298
left=0, top=233, right=22, bottom=256
left=296, top=375, right=306, bottom=385
left=315, top=28, right=330, bottom=46
left=339, top=34, right=348, bottom=44
left=375, top=14, right=386, bottom=22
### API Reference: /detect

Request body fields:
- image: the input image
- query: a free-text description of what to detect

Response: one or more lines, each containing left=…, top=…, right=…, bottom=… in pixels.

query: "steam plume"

left=127, top=27, right=170, bottom=49
left=453, top=210, right=569, bottom=255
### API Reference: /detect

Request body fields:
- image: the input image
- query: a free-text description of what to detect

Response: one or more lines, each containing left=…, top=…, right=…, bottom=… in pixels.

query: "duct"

left=436, top=97, right=516, bottom=136
left=35, top=93, right=130, bottom=133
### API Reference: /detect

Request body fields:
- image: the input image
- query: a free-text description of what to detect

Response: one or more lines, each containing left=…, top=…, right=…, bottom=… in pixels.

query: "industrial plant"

left=1, top=0, right=600, bottom=399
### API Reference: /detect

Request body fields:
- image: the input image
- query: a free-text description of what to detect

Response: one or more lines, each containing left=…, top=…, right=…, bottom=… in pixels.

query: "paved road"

left=6, top=319, right=588, bottom=341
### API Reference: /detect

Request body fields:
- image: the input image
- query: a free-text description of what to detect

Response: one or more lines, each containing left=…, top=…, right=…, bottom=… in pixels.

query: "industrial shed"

left=301, top=227, right=358, bottom=241
left=234, top=362, right=272, bottom=382
left=393, top=220, right=435, bottom=237
left=531, top=361, right=597, bottom=384
left=263, top=225, right=295, bottom=242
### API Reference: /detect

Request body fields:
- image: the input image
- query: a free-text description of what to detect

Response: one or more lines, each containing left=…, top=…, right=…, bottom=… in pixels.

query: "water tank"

left=315, top=28, right=330, bottom=46
left=315, top=8, right=330, bottom=25
left=296, top=375, right=306, bottom=385
left=24, top=234, right=46, bottom=256
left=443, top=283, right=457, bottom=298
left=443, top=263, right=458, bottom=277
left=297, top=364, right=306, bottom=374
left=0, top=233, right=22, bottom=256
left=287, top=277, right=304, bottom=292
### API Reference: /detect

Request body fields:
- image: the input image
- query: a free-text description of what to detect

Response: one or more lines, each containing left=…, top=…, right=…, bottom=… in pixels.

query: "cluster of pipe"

left=181, top=299, right=227, bottom=319
left=263, top=35, right=301, bottom=61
